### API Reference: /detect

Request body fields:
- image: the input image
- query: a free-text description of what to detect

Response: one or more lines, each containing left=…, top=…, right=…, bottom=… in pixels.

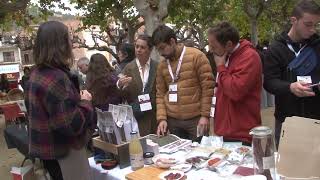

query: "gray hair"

left=77, top=57, right=89, bottom=65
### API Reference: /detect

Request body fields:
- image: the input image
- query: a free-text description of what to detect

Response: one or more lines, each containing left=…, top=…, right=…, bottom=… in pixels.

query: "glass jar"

left=143, top=152, right=154, bottom=165
left=129, top=131, right=144, bottom=171
left=250, top=126, right=276, bottom=180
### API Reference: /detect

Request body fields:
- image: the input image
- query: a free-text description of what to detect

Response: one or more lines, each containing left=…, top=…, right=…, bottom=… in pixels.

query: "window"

left=3, top=51, right=15, bottom=62
left=24, top=54, right=29, bottom=64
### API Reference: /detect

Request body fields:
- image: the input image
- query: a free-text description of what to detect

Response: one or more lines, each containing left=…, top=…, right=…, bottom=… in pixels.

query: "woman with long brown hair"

left=86, top=53, right=122, bottom=111
left=26, top=21, right=95, bottom=180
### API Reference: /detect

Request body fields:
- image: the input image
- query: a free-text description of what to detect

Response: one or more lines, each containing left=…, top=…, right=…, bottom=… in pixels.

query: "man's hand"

left=290, top=82, right=315, bottom=97
left=118, top=75, right=132, bottom=89
left=157, top=120, right=168, bottom=136
left=214, top=52, right=227, bottom=66
left=197, top=116, right=209, bottom=136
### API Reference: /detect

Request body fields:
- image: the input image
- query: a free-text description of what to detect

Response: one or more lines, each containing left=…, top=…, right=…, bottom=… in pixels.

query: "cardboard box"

left=277, top=116, right=320, bottom=179
left=11, top=165, right=34, bottom=180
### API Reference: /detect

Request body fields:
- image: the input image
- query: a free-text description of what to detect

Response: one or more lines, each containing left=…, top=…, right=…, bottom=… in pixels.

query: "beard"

left=162, top=54, right=174, bottom=60
left=162, top=49, right=176, bottom=60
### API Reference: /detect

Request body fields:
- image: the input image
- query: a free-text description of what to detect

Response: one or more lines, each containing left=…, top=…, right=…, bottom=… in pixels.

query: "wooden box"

left=92, top=136, right=147, bottom=169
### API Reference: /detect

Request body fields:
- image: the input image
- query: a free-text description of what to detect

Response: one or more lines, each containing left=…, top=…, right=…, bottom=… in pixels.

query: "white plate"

left=170, top=163, right=192, bottom=172
left=158, top=170, right=184, bottom=180
left=152, top=154, right=178, bottom=169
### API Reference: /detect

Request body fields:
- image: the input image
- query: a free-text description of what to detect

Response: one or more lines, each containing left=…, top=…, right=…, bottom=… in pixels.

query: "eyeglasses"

left=302, top=21, right=320, bottom=30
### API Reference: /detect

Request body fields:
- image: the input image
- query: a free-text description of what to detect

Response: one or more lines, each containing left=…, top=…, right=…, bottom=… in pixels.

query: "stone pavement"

left=0, top=108, right=275, bottom=180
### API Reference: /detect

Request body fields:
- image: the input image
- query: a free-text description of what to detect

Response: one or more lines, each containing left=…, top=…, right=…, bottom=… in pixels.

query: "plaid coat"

left=25, top=67, right=95, bottom=160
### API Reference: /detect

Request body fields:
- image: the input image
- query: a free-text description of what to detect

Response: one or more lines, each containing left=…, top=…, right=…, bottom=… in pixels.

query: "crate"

left=92, top=136, right=147, bottom=169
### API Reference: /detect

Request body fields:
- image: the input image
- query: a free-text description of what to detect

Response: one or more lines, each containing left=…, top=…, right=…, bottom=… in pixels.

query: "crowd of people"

left=22, top=0, right=320, bottom=179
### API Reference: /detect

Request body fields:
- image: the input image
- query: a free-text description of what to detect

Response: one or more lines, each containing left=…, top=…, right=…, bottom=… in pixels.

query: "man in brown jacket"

left=152, top=25, right=214, bottom=140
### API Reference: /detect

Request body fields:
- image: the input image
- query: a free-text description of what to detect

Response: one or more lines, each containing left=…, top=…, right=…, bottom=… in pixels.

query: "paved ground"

left=0, top=108, right=275, bottom=180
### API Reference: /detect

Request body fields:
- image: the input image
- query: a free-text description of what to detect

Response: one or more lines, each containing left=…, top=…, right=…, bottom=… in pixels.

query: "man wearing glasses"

left=263, top=0, right=320, bottom=147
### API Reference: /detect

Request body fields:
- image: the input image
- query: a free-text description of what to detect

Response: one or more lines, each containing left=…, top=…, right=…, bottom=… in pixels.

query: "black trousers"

left=167, top=116, right=200, bottom=140
left=42, top=159, right=63, bottom=180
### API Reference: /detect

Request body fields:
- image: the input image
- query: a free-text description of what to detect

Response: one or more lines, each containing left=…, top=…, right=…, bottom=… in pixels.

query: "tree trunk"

left=250, top=18, right=258, bottom=47
left=195, top=26, right=206, bottom=52
left=134, top=0, right=171, bottom=61
left=127, top=24, right=135, bottom=44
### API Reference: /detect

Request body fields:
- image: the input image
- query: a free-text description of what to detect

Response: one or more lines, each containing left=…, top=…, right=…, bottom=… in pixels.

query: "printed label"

left=130, top=153, right=144, bottom=168
left=263, top=155, right=275, bottom=170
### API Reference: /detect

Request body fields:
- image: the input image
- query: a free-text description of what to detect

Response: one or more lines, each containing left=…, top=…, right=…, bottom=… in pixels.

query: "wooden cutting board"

left=125, top=166, right=166, bottom=180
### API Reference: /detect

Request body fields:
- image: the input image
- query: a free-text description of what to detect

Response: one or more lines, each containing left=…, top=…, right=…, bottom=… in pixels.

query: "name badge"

left=138, top=94, right=152, bottom=112
left=210, top=97, right=216, bottom=118
left=169, top=84, right=178, bottom=102
left=297, top=76, right=312, bottom=84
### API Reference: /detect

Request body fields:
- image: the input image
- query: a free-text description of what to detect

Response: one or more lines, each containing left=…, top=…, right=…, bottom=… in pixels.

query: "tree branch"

left=0, top=0, right=30, bottom=13
left=72, top=28, right=119, bottom=61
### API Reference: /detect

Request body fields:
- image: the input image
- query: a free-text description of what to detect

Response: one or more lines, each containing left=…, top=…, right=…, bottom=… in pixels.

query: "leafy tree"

left=167, top=0, right=228, bottom=52
left=74, top=0, right=142, bottom=43
left=0, top=0, right=33, bottom=31
left=223, top=0, right=296, bottom=46
left=264, top=0, right=297, bottom=36
left=0, top=0, right=65, bottom=29
left=241, top=0, right=273, bottom=46
left=223, top=0, right=250, bottom=40
left=60, top=0, right=145, bottom=61
left=0, top=0, right=30, bottom=23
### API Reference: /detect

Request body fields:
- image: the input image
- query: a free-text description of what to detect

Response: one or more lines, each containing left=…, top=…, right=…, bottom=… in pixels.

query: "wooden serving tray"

left=125, top=166, right=165, bottom=180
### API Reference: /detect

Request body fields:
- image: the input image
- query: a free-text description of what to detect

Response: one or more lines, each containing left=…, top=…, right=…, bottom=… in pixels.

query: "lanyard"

left=287, top=43, right=307, bottom=57
left=167, top=46, right=186, bottom=83
left=137, top=58, right=150, bottom=93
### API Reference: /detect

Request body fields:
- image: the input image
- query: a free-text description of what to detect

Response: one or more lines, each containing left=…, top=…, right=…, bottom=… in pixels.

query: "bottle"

left=129, top=131, right=144, bottom=171
left=250, top=126, right=276, bottom=180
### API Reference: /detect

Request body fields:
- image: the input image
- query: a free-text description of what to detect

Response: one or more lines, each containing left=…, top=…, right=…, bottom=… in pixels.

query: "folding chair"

left=0, top=103, right=25, bottom=127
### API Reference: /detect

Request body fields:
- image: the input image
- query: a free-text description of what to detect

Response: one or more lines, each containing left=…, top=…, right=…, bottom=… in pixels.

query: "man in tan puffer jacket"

left=152, top=25, right=215, bottom=140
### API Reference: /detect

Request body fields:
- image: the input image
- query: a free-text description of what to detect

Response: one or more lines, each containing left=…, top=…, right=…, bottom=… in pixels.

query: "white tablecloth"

left=89, top=157, right=132, bottom=180
left=88, top=149, right=273, bottom=180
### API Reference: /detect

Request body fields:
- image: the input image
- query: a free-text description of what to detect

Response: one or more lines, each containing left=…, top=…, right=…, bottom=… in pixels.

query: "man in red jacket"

left=208, top=22, right=262, bottom=143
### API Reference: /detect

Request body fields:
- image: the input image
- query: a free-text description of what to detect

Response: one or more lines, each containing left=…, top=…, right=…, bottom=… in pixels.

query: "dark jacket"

left=119, top=57, right=133, bottom=70
left=263, top=32, right=320, bottom=122
left=20, top=75, right=30, bottom=91
left=121, top=59, right=158, bottom=136
left=0, top=78, right=10, bottom=93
